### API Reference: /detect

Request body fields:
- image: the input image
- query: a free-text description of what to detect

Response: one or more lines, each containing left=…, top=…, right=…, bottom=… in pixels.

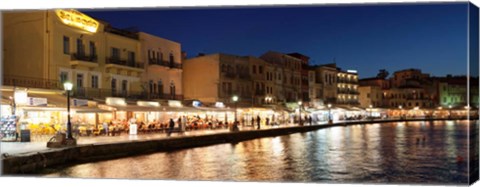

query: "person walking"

left=308, top=116, right=313, bottom=126
left=266, top=117, right=270, bottom=126
left=177, top=117, right=183, bottom=134
left=256, top=115, right=261, bottom=130
left=251, top=117, right=254, bottom=127
left=167, top=118, right=175, bottom=137
left=102, top=121, right=108, bottom=136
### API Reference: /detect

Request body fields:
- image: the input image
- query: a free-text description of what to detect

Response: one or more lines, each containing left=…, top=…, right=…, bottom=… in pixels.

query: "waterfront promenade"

left=0, top=117, right=474, bottom=174
left=0, top=117, right=470, bottom=156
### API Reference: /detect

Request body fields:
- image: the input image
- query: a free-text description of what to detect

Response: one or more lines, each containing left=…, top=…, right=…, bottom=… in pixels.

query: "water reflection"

left=43, top=120, right=471, bottom=184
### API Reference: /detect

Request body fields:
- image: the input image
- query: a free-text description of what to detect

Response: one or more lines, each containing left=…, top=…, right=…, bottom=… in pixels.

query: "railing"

left=106, top=57, right=144, bottom=69
left=148, top=59, right=182, bottom=69
left=224, top=72, right=236, bottom=79
left=239, top=74, right=251, bottom=80
left=255, top=90, right=266, bottom=96
left=3, top=75, right=63, bottom=90
left=71, top=53, right=97, bottom=62
left=337, top=89, right=360, bottom=95
left=147, top=93, right=184, bottom=100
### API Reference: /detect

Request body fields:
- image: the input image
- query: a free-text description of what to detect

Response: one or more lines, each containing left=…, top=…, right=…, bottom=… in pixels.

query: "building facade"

left=260, top=51, right=302, bottom=103
left=3, top=10, right=144, bottom=100
left=358, top=85, right=383, bottom=108
left=139, top=32, right=183, bottom=101
left=336, top=70, right=359, bottom=106
left=183, top=53, right=253, bottom=106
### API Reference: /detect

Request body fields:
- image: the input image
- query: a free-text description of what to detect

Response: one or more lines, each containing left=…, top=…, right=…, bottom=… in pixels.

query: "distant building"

left=183, top=53, right=253, bottom=106
left=358, top=85, right=383, bottom=108
left=260, top=51, right=302, bottom=103
left=436, top=75, right=479, bottom=108
left=336, top=69, right=359, bottom=106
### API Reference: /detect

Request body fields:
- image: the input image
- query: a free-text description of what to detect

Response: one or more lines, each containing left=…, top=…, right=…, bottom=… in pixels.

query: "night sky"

left=82, top=2, right=469, bottom=78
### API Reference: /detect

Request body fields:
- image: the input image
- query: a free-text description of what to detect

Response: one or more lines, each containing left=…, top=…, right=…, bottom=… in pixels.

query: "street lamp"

left=298, top=101, right=303, bottom=125
left=398, top=105, right=403, bottom=119
left=232, top=95, right=239, bottom=122
left=64, top=81, right=74, bottom=141
left=265, top=96, right=272, bottom=104
left=369, top=104, right=373, bottom=120
left=327, top=103, right=332, bottom=124
left=449, top=105, right=452, bottom=119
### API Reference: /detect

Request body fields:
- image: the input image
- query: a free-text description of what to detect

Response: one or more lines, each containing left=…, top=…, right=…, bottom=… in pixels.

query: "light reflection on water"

left=43, top=120, right=472, bottom=184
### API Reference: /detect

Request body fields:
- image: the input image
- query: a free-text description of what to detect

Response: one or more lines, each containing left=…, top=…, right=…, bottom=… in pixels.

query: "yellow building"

left=139, top=32, right=183, bottom=100
left=3, top=10, right=144, bottom=99
left=358, top=85, right=383, bottom=108
left=183, top=53, right=252, bottom=106
left=260, top=51, right=302, bottom=103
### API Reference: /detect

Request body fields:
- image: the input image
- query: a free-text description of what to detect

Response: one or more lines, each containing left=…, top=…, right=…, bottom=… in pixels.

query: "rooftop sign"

left=55, top=9, right=99, bottom=33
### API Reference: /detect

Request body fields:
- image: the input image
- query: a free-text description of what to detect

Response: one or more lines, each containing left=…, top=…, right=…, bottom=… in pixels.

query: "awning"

left=101, top=104, right=203, bottom=112
left=194, top=106, right=234, bottom=112
left=20, top=106, right=110, bottom=113
left=25, top=92, right=67, bottom=107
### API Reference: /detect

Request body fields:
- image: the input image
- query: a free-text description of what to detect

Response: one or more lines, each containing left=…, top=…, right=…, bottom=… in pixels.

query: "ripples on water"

left=43, top=120, right=474, bottom=184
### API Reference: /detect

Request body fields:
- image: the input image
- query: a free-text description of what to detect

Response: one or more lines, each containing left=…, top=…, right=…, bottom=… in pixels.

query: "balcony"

left=106, top=57, right=145, bottom=74
left=223, top=72, right=236, bottom=79
left=337, top=89, right=360, bottom=95
left=148, top=59, right=182, bottom=69
left=3, top=75, right=62, bottom=90
left=255, top=90, right=266, bottom=96
left=70, top=53, right=98, bottom=68
left=147, top=93, right=184, bottom=100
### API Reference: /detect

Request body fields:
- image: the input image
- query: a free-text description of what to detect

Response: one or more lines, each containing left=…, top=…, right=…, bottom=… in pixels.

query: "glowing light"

left=55, top=9, right=99, bottom=33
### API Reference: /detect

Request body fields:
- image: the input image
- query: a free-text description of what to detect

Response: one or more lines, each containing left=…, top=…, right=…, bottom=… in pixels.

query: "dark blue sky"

left=83, top=3, right=469, bottom=78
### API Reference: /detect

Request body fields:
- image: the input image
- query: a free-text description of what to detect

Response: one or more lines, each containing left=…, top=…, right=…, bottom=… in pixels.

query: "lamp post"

left=327, top=103, right=332, bottom=124
left=398, top=105, right=403, bottom=119
left=369, top=104, right=373, bottom=120
left=64, top=82, right=74, bottom=141
left=298, top=101, right=303, bottom=125
left=232, top=95, right=238, bottom=122
left=449, top=105, right=452, bottom=119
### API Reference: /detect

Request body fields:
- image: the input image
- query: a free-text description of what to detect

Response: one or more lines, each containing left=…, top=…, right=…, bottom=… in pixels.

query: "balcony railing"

left=71, top=53, right=97, bottom=62
left=337, top=89, right=360, bottom=95
left=148, top=59, right=182, bottom=69
left=3, top=75, right=62, bottom=90
left=107, top=57, right=144, bottom=69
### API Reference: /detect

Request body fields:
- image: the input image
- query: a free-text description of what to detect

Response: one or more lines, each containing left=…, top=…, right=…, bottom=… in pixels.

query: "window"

left=121, top=80, right=128, bottom=94
left=76, top=74, right=84, bottom=88
left=91, top=75, right=98, bottom=89
left=259, top=66, right=264, bottom=74
left=63, top=36, right=70, bottom=54
left=149, top=80, right=154, bottom=94
left=76, top=39, right=84, bottom=55
left=222, top=83, right=227, bottom=93
left=148, top=50, right=152, bottom=60
left=111, top=78, right=117, bottom=95
left=170, top=82, right=176, bottom=98
left=89, top=41, right=96, bottom=57
left=158, top=80, right=163, bottom=95
left=60, top=72, right=68, bottom=84
left=169, top=53, right=174, bottom=64
left=252, top=65, right=256, bottom=74
left=367, top=93, right=370, bottom=98
left=128, top=51, right=135, bottom=64
left=111, top=48, right=120, bottom=59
